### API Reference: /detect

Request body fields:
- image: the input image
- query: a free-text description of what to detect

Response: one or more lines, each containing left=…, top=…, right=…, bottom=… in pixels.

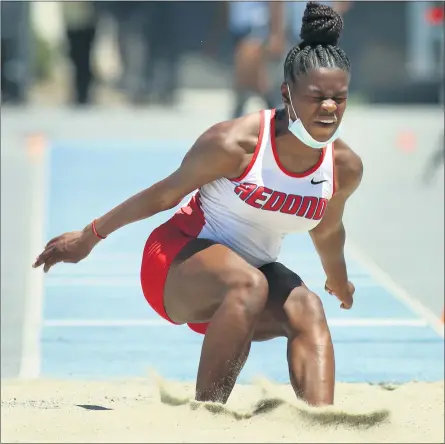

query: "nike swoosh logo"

left=311, top=178, right=328, bottom=185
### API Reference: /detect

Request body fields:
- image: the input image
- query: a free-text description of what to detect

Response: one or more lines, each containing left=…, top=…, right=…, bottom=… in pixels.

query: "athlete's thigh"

left=253, top=262, right=306, bottom=341
left=164, top=238, right=265, bottom=324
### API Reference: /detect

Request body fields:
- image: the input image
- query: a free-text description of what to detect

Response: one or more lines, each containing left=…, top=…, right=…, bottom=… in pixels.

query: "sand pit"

left=1, top=377, right=443, bottom=443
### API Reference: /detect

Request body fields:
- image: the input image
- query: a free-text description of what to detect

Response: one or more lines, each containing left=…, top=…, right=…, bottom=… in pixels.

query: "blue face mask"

left=286, top=84, right=342, bottom=149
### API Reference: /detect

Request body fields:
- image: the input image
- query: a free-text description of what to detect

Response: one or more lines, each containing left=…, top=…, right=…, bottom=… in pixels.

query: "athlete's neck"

left=274, top=111, right=324, bottom=158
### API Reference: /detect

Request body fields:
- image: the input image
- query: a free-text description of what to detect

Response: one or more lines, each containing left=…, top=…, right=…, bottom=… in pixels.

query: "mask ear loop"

left=286, top=84, right=298, bottom=122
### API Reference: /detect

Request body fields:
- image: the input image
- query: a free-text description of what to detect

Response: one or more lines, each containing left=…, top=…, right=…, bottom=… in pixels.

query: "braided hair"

left=284, top=2, right=351, bottom=83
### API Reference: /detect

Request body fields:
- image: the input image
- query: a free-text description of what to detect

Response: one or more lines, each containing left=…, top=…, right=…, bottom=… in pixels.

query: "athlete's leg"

left=252, top=262, right=335, bottom=406
left=175, top=258, right=335, bottom=406
left=203, top=259, right=335, bottom=406
left=163, top=239, right=268, bottom=403
left=284, top=286, right=334, bottom=406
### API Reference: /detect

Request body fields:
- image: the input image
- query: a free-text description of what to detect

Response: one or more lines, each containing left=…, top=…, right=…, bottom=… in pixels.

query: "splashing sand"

left=1, top=376, right=443, bottom=443
left=157, top=375, right=390, bottom=428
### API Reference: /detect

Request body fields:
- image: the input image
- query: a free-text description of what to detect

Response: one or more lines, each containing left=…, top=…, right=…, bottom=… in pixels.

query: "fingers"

left=32, top=236, right=60, bottom=269
left=44, top=236, right=60, bottom=249
left=43, top=256, right=60, bottom=273
left=325, top=283, right=354, bottom=309
left=341, top=295, right=353, bottom=309
left=340, top=302, right=352, bottom=310
left=33, top=247, right=55, bottom=268
left=33, top=247, right=61, bottom=273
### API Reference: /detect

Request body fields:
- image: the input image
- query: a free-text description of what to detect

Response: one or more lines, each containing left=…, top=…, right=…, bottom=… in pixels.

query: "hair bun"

left=300, top=2, right=344, bottom=47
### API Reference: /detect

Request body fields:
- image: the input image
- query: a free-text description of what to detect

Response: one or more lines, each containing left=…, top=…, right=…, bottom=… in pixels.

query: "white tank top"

left=173, top=109, right=336, bottom=267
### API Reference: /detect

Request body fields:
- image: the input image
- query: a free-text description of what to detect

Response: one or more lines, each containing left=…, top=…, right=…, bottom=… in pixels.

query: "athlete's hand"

left=32, top=228, right=99, bottom=273
left=325, top=280, right=355, bottom=310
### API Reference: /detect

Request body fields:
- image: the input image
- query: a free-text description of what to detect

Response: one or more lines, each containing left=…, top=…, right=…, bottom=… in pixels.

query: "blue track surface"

left=41, top=142, right=444, bottom=383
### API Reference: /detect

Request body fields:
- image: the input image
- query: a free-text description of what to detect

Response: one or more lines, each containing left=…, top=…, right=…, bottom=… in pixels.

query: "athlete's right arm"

left=33, top=124, right=247, bottom=272
left=92, top=125, right=245, bottom=238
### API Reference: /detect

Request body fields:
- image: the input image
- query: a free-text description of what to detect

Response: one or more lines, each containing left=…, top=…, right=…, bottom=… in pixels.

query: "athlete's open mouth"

left=314, top=120, right=336, bottom=126
left=314, top=115, right=337, bottom=126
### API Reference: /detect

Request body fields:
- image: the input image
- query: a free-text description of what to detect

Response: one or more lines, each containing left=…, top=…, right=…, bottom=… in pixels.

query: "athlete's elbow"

left=148, top=169, right=196, bottom=214
left=311, top=221, right=345, bottom=242
left=145, top=182, right=183, bottom=215
left=157, top=195, right=182, bottom=212
left=144, top=193, right=179, bottom=216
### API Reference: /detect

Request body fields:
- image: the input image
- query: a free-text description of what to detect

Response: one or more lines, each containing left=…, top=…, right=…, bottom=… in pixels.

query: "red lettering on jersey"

left=262, top=190, right=287, bottom=212
left=313, top=198, right=328, bottom=220
left=234, top=182, right=257, bottom=200
left=280, top=194, right=302, bottom=215
left=245, top=186, right=272, bottom=208
left=296, top=196, right=318, bottom=219
left=234, top=183, right=328, bottom=221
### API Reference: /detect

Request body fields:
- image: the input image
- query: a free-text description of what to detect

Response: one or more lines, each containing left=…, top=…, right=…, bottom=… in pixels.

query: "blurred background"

left=1, top=1, right=444, bottom=106
left=1, top=1, right=444, bottom=382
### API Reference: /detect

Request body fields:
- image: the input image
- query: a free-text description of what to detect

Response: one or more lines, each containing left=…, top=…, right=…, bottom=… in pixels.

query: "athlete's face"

left=282, top=68, right=350, bottom=141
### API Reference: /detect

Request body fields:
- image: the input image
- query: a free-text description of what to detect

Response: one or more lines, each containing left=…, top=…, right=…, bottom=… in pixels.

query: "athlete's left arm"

left=309, top=139, right=363, bottom=294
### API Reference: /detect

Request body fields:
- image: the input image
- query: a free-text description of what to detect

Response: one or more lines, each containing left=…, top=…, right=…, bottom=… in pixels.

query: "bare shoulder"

left=204, top=111, right=262, bottom=156
left=333, top=138, right=363, bottom=195
left=184, top=111, right=263, bottom=178
left=156, top=111, right=265, bottom=202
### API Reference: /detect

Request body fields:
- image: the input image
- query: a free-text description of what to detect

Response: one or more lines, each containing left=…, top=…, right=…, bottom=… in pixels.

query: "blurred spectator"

left=102, top=2, right=179, bottom=105
left=143, top=2, right=181, bottom=105
left=1, top=1, right=31, bottom=104
left=61, top=1, right=98, bottom=105
left=101, top=2, right=151, bottom=103
left=226, top=1, right=286, bottom=118
left=218, top=1, right=354, bottom=115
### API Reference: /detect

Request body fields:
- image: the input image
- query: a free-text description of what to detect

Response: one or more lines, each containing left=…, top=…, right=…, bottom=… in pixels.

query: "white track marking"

left=43, top=318, right=429, bottom=328
left=19, top=135, right=48, bottom=379
left=346, top=241, right=444, bottom=338
left=44, top=276, right=382, bottom=288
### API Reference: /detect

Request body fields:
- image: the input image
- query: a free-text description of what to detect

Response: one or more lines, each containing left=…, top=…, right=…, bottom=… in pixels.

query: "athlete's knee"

left=284, top=288, right=328, bottom=335
left=224, top=268, right=268, bottom=315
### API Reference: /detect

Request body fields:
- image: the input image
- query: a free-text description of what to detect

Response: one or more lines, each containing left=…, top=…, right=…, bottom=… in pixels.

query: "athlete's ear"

left=281, top=82, right=290, bottom=105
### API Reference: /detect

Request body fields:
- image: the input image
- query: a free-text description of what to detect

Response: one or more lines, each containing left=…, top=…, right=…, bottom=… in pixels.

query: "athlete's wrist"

left=325, top=276, right=349, bottom=292
left=81, top=224, right=102, bottom=247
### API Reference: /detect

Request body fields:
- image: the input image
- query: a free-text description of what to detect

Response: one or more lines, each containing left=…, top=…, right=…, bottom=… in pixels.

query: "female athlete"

left=33, top=2, right=363, bottom=407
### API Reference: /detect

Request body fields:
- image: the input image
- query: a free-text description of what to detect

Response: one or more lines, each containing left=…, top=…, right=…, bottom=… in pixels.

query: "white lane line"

left=43, top=276, right=387, bottom=288
left=19, top=134, right=48, bottom=379
left=346, top=241, right=444, bottom=338
left=43, top=318, right=429, bottom=328
left=45, top=277, right=140, bottom=287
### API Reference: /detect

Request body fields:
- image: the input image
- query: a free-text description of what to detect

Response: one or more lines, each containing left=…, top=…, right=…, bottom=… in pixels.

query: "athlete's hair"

left=284, top=2, right=351, bottom=83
